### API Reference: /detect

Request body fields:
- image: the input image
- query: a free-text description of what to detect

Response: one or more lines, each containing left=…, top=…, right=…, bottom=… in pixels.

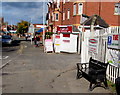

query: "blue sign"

left=108, top=36, right=112, bottom=45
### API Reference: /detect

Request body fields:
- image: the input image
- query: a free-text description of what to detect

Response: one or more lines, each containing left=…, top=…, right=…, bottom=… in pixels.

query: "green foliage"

left=107, top=80, right=116, bottom=93
left=45, top=32, right=53, bottom=35
left=17, top=20, right=30, bottom=34
left=45, top=32, right=53, bottom=39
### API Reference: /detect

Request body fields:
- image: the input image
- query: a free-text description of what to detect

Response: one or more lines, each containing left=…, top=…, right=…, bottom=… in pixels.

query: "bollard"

left=115, top=77, right=120, bottom=95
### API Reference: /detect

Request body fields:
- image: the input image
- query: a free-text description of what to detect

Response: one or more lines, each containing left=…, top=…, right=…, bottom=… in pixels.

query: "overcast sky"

left=1, top=0, right=48, bottom=25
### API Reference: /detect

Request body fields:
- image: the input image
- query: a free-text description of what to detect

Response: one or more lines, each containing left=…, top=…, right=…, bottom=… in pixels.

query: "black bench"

left=76, top=57, right=109, bottom=91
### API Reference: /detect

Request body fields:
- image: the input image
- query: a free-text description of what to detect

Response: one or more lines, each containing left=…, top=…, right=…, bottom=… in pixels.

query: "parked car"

left=27, top=35, right=34, bottom=40
left=1, top=35, right=13, bottom=45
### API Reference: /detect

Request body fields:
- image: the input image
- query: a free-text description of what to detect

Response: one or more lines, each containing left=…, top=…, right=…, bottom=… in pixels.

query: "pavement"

left=1, top=40, right=115, bottom=94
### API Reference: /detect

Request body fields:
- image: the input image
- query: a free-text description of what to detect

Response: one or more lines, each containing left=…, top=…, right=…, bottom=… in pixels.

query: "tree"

left=17, top=20, right=30, bottom=35
left=45, top=32, right=53, bottom=39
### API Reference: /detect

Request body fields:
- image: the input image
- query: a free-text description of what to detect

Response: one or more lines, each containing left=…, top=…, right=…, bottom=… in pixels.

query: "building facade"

left=46, top=0, right=120, bottom=33
left=0, top=17, right=4, bottom=31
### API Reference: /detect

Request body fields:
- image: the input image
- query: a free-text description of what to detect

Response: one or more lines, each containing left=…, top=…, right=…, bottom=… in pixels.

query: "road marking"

left=0, top=54, right=21, bottom=69
left=0, top=56, right=9, bottom=60
left=3, top=56, right=9, bottom=59
left=0, top=60, right=11, bottom=68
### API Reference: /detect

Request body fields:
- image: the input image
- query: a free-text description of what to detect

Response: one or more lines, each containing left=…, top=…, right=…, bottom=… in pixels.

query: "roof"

left=33, top=24, right=46, bottom=28
left=72, top=25, right=80, bottom=32
left=36, top=28, right=43, bottom=33
left=82, top=14, right=90, bottom=18
left=81, top=14, right=109, bottom=28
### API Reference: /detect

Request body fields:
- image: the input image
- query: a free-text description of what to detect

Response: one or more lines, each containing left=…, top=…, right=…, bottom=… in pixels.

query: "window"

left=67, top=9, right=70, bottom=19
left=57, top=0, right=60, bottom=8
left=49, top=13, right=51, bottom=19
left=55, top=13, right=59, bottom=21
left=63, top=12, right=65, bottom=20
left=78, top=3, right=83, bottom=15
left=114, top=3, right=120, bottom=15
left=52, top=3, right=54, bottom=8
left=63, top=0, right=65, bottom=4
left=73, top=4, right=76, bottom=15
left=52, top=13, right=54, bottom=21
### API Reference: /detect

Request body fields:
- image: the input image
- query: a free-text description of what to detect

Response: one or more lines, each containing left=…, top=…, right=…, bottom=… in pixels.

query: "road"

left=1, top=38, right=113, bottom=94
left=2, top=45, right=20, bottom=65
left=1, top=36, right=25, bottom=66
left=0, top=38, right=21, bottom=94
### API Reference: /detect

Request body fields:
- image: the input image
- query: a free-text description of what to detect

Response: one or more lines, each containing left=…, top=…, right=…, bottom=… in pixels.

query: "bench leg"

left=104, top=78, right=109, bottom=89
left=89, top=82, right=93, bottom=91
left=89, top=82, right=101, bottom=91
left=76, top=63, right=82, bottom=79
left=76, top=71, right=82, bottom=79
left=89, top=79, right=109, bottom=91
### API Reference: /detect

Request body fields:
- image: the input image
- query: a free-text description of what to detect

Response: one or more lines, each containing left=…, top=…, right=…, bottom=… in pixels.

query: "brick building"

left=0, top=17, right=4, bottom=31
left=46, top=0, right=120, bottom=33
left=0, top=17, right=4, bottom=25
left=0, top=17, right=9, bottom=32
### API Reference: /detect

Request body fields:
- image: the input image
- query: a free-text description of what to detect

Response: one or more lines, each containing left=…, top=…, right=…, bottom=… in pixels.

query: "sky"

left=1, top=0, right=49, bottom=25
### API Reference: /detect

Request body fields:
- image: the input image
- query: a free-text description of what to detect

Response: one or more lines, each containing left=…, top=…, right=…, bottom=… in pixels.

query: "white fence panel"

left=107, top=63, right=120, bottom=83
left=81, top=30, right=91, bottom=63
left=81, top=26, right=120, bottom=83
left=106, top=26, right=120, bottom=83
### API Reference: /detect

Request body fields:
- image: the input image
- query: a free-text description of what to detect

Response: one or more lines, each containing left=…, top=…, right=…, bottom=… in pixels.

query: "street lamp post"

left=42, top=1, right=45, bottom=46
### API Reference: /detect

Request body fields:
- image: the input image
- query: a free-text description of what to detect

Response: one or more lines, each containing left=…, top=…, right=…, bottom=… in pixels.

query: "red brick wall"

left=48, top=1, right=120, bottom=31
left=62, top=2, right=80, bottom=26
left=54, top=12, right=62, bottom=27
left=84, top=2, right=100, bottom=16
left=84, top=2, right=120, bottom=26
left=61, top=2, right=120, bottom=26
left=48, top=3, right=62, bottom=29
left=100, top=2, right=119, bottom=26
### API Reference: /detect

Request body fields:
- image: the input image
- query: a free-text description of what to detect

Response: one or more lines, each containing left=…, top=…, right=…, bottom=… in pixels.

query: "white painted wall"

left=60, top=34, right=78, bottom=53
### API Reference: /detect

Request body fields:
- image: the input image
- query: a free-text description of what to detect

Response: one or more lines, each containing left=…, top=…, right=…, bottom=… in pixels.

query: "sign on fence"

left=88, top=38, right=99, bottom=54
left=108, top=34, right=120, bottom=49
left=108, top=49, right=120, bottom=67
left=57, top=25, right=72, bottom=33
left=54, top=35, right=61, bottom=53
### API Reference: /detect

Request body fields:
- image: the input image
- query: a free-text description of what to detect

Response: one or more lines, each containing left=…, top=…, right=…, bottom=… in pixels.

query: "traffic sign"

left=108, top=36, right=112, bottom=45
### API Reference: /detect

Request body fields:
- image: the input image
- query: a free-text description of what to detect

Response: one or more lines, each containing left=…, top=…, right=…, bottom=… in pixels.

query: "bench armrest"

left=77, top=63, right=89, bottom=71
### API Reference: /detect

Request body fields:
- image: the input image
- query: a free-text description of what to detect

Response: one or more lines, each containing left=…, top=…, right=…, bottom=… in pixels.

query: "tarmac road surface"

left=2, top=41, right=114, bottom=94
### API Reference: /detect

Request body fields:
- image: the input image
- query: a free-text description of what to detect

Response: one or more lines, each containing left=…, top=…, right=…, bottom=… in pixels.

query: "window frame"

left=55, top=13, right=59, bottom=21
left=52, top=13, right=54, bottom=21
left=63, top=0, right=65, bottom=4
left=114, top=3, right=120, bottom=15
left=78, top=3, right=83, bottom=15
left=67, top=9, right=70, bottom=19
left=63, top=12, right=65, bottom=20
left=73, top=4, right=76, bottom=16
left=49, top=13, right=51, bottom=19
